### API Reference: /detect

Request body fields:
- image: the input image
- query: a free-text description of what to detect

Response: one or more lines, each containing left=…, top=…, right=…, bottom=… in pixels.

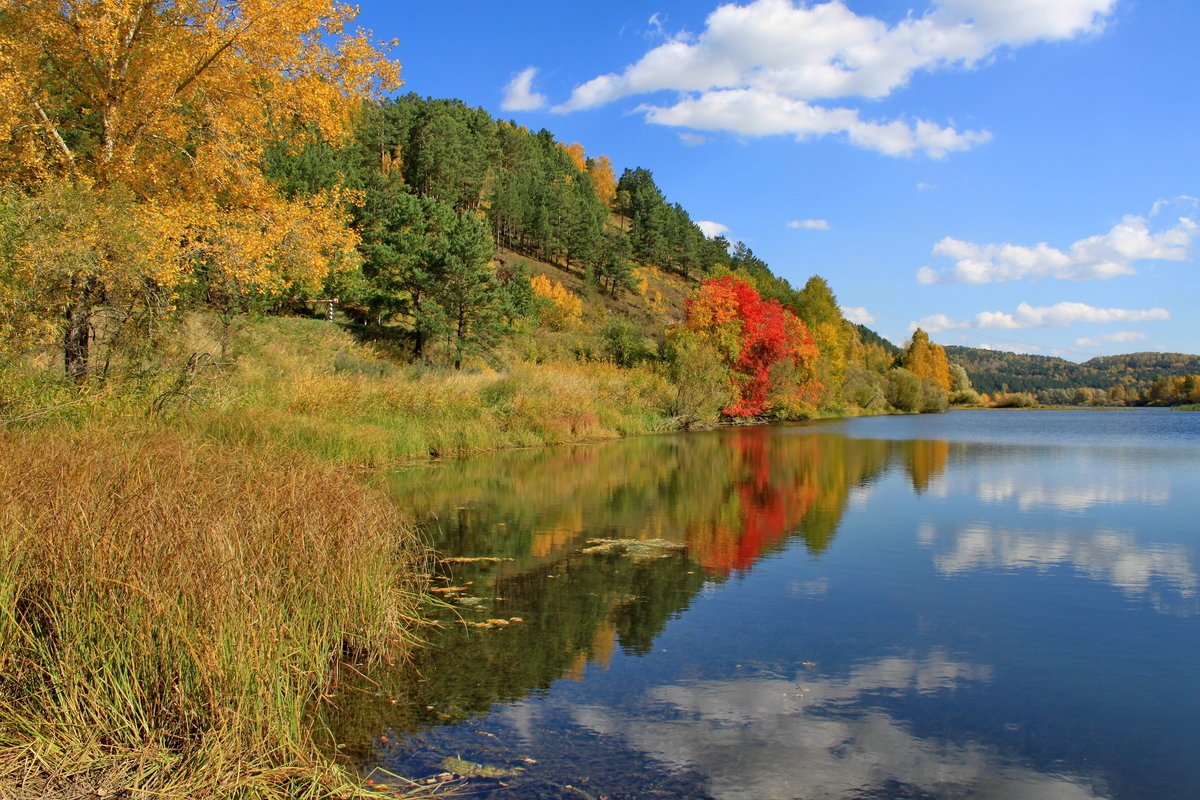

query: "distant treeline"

left=947, top=347, right=1200, bottom=406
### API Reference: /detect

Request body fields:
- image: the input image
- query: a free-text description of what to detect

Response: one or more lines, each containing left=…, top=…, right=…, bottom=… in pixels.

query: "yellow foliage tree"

left=587, top=155, right=617, bottom=207
left=562, top=142, right=587, bottom=173
left=0, top=0, right=400, bottom=378
left=530, top=273, right=583, bottom=329
left=901, top=328, right=952, bottom=391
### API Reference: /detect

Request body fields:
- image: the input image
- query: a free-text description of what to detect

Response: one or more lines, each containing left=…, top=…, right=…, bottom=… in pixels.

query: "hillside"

left=496, top=246, right=693, bottom=335
left=947, top=345, right=1200, bottom=403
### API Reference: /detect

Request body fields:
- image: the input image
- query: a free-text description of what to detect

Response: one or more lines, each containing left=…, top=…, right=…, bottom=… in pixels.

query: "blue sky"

left=355, top=0, right=1198, bottom=359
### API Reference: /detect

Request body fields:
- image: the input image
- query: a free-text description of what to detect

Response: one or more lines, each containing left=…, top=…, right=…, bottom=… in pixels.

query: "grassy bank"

left=0, top=312, right=688, bottom=797
left=1, top=314, right=682, bottom=466
left=0, top=428, right=425, bottom=798
left=191, top=316, right=679, bottom=465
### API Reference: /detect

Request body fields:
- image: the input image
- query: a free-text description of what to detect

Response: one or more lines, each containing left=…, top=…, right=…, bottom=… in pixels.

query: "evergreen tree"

left=617, top=167, right=669, bottom=267
left=590, top=232, right=638, bottom=298
left=429, top=212, right=504, bottom=369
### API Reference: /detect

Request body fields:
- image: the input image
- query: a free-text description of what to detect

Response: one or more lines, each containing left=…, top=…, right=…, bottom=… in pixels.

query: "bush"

left=842, top=366, right=888, bottom=412
left=949, top=388, right=984, bottom=406
left=991, top=391, right=1037, bottom=408
left=886, top=368, right=922, bottom=412
left=600, top=318, right=654, bottom=368
left=663, top=327, right=733, bottom=426
left=918, top=377, right=949, bottom=413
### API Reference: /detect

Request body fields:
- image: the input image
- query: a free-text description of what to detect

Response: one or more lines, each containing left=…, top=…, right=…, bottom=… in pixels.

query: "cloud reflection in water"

left=921, top=522, right=1197, bottom=613
left=565, top=651, right=1104, bottom=800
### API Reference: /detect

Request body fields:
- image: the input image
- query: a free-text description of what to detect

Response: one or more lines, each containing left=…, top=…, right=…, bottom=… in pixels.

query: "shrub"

left=600, top=318, right=654, bottom=368
left=991, top=391, right=1037, bottom=408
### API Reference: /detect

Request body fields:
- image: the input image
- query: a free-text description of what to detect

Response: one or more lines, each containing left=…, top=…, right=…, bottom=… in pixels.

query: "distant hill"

left=946, top=346, right=1200, bottom=395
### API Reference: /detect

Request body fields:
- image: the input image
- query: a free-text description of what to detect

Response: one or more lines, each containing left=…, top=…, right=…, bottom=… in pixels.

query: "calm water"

left=328, top=409, right=1200, bottom=799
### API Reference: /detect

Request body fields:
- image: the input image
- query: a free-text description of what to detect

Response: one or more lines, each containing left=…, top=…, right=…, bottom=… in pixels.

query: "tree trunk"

left=454, top=308, right=465, bottom=370
left=63, top=279, right=97, bottom=383
left=412, top=292, right=425, bottom=358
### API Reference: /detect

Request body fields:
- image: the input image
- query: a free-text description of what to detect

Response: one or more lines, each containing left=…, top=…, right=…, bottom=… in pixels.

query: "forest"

left=947, top=346, right=1200, bottom=407
left=1, top=81, right=969, bottom=425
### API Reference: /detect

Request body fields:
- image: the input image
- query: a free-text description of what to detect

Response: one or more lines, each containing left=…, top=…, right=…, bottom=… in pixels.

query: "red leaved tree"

left=683, top=276, right=821, bottom=417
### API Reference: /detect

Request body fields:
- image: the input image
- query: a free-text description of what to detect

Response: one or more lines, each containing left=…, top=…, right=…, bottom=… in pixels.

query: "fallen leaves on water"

left=440, top=755, right=524, bottom=778
left=440, top=556, right=516, bottom=564
left=465, top=617, right=525, bottom=629
left=581, top=538, right=687, bottom=560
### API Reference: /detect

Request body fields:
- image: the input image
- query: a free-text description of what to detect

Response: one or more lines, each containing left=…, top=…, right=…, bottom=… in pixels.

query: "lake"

left=328, top=409, right=1200, bottom=799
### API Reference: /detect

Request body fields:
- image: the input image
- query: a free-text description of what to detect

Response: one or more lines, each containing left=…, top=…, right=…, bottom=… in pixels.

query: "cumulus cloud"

left=639, top=90, right=990, bottom=158
left=550, top=0, right=1115, bottom=156
left=501, top=67, right=548, bottom=112
left=787, top=217, right=831, bottom=231
left=911, top=302, right=1170, bottom=334
left=1075, top=331, right=1148, bottom=348
left=841, top=305, right=876, bottom=324
left=918, top=207, right=1198, bottom=285
left=696, top=220, right=730, bottom=238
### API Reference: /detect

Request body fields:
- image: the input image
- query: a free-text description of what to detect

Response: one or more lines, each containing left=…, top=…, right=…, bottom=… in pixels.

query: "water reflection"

left=569, top=654, right=1106, bottom=800
left=920, top=523, right=1198, bottom=612
left=977, top=481, right=1171, bottom=511
left=329, top=414, right=1200, bottom=799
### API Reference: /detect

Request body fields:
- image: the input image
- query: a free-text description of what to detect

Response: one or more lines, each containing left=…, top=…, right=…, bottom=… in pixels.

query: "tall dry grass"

left=189, top=316, right=678, bottom=465
left=0, top=428, right=425, bottom=798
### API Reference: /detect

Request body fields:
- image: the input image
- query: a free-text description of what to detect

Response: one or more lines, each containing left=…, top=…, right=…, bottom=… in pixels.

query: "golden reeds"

left=0, top=428, right=425, bottom=798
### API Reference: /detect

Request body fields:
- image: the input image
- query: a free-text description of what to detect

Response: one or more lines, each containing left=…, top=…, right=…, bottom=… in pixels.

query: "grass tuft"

left=0, top=428, right=425, bottom=798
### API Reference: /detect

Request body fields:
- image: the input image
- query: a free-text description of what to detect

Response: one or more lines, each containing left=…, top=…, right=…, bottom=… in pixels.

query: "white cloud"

left=917, top=182, right=935, bottom=192
left=911, top=302, right=1170, bottom=333
left=788, top=218, right=831, bottom=231
left=696, top=220, right=730, bottom=238
left=639, top=89, right=990, bottom=158
left=977, top=342, right=1042, bottom=355
left=551, top=0, right=1115, bottom=156
left=1075, top=331, right=1148, bottom=348
left=501, top=67, right=548, bottom=112
left=841, top=305, right=876, bottom=324
left=678, top=131, right=708, bottom=146
left=918, top=207, right=1197, bottom=285
left=911, top=313, right=966, bottom=333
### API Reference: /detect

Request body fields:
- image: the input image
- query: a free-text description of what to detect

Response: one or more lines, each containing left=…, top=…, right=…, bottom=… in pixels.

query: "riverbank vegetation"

left=0, top=428, right=424, bottom=799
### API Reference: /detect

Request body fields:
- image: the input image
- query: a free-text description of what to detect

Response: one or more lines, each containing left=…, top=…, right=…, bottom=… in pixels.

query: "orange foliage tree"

left=530, top=273, right=583, bottom=329
left=0, top=0, right=400, bottom=378
left=682, top=276, right=821, bottom=417
left=562, top=142, right=587, bottom=173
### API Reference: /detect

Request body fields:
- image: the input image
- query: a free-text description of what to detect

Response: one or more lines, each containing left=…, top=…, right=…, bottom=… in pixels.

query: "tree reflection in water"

left=322, top=428, right=953, bottom=761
